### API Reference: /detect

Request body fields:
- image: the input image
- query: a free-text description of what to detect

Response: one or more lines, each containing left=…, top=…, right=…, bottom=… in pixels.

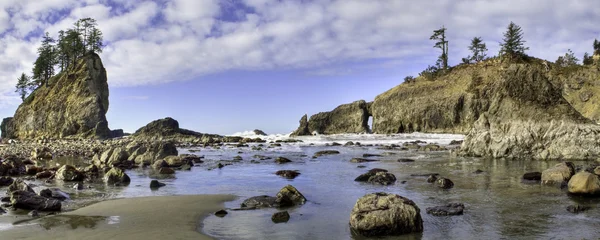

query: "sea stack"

left=1, top=53, right=110, bottom=139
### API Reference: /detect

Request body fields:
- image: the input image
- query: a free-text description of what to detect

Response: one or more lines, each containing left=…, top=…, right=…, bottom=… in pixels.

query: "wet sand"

left=1, top=194, right=236, bottom=240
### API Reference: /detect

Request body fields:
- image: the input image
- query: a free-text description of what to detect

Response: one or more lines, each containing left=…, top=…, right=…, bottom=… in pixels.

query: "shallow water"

left=2, top=133, right=600, bottom=239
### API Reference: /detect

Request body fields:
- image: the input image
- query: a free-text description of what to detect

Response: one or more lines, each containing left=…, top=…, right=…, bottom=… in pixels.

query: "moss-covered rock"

left=103, top=168, right=130, bottom=184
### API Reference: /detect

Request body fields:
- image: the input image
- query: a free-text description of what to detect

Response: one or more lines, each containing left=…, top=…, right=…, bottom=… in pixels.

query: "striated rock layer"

left=1, top=53, right=110, bottom=139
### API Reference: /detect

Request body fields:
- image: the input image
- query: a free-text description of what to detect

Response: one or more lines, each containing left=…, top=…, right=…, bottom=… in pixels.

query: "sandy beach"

left=1, top=194, right=236, bottom=240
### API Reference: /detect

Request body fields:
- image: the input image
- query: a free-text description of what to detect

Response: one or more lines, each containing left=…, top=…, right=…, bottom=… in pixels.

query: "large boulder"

left=541, top=162, right=575, bottom=185
left=126, top=142, right=178, bottom=166
left=55, top=165, right=84, bottom=181
left=103, top=168, right=131, bottom=184
left=1, top=53, right=110, bottom=139
left=567, top=172, right=600, bottom=196
left=291, top=100, right=370, bottom=136
left=0, top=176, right=14, bottom=187
left=349, top=192, right=423, bottom=236
left=10, top=190, right=61, bottom=211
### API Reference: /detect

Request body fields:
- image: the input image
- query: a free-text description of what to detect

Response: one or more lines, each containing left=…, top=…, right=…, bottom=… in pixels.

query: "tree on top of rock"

left=583, top=52, right=593, bottom=65
left=15, top=73, right=31, bottom=101
left=594, top=39, right=600, bottom=55
left=430, top=26, right=448, bottom=70
left=468, top=37, right=488, bottom=63
left=32, top=32, right=56, bottom=88
left=499, top=22, right=529, bottom=60
left=555, top=49, right=579, bottom=67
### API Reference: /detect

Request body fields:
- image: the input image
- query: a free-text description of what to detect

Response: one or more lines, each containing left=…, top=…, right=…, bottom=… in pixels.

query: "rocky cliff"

left=547, top=65, right=600, bottom=122
left=1, top=53, right=110, bottom=139
left=458, top=64, right=600, bottom=160
left=291, top=100, right=370, bottom=136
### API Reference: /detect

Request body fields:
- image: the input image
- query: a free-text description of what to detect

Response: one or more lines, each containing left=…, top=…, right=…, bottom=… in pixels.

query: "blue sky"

left=0, top=0, right=599, bottom=135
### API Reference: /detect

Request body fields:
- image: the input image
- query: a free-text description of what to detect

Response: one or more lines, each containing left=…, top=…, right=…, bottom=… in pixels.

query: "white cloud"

left=1, top=0, right=600, bottom=109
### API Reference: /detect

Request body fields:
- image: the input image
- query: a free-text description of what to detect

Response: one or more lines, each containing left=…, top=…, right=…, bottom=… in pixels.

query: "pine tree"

left=15, top=73, right=31, bottom=101
left=583, top=52, right=593, bottom=65
left=594, top=39, right=600, bottom=55
left=32, top=32, right=56, bottom=87
left=468, top=37, right=488, bottom=63
left=64, top=29, right=84, bottom=67
left=499, top=22, right=529, bottom=60
left=556, top=49, right=579, bottom=67
left=430, top=26, right=448, bottom=70
left=88, top=27, right=104, bottom=54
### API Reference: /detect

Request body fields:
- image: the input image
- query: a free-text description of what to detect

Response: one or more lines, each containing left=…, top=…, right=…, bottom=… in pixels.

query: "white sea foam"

left=228, top=131, right=464, bottom=146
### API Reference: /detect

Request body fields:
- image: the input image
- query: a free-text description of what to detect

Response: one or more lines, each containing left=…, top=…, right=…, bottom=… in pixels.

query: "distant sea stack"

left=291, top=100, right=371, bottom=136
left=132, top=117, right=221, bottom=142
left=1, top=53, right=110, bottom=139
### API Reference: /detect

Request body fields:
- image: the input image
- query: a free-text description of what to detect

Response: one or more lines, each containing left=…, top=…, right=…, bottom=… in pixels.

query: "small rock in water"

left=344, top=141, right=354, bottom=146
left=28, top=210, right=39, bottom=218
left=215, top=209, right=228, bottom=217
left=0, top=197, right=10, bottom=203
left=73, top=183, right=84, bottom=190
left=150, top=180, right=166, bottom=189
left=426, top=203, right=465, bottom=216
left=362, top=153, right=382, bottom=158
left=313, top=150, right=340, bottom=158
left=272, top=211, right=290, bottom=223
left=233, top=155, right=243, bottom=161
left=331, top=142, right=341, bottom=146
left=436, top=178, right=454, bottom=189
left=350, top=158, right=378, bottom=163
left=398, top=158, right=415, bottom=163
left=357, top=165, right=367, bottom=168
left=473, top=169, right=484, bottom=174
left=566, top=205, right=590, bottom=214
left=275, top=157, right=292, bottom=164
left=426, top=174, right=438, bottom=183
left=522, top=172, right=542, bottom=181
left=275, top=170, right=300, bottom=179
left=0, top=207, right=6, bottom=214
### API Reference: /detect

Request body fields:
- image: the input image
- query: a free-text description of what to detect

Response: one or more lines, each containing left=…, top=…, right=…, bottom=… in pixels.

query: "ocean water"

left=2, top=132, right=599, bottom=239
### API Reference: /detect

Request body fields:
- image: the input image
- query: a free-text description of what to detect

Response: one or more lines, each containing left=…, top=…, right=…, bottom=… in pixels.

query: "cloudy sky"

left=0, top=0, right=598, bottom=135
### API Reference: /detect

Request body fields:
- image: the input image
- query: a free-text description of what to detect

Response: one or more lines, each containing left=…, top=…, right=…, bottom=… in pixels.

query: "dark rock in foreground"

left=215, top=209, right=228, bottom=217
left=0, top=176, right=14, bottom=187
left=10, top=190, right=61, bottom=211
left=150, top=180, right=166, bottom=189
left=39, top=188, right=70, bottom=201
left=354, top=169, right=396, bottom=185
left=272, top=211, right=290, bottom=223
left=350, top=192, right=423, bottom=237
left=426, top=203, right=465, bottom=216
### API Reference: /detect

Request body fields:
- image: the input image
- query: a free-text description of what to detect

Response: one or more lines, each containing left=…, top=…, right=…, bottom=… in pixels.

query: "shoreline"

left=0, top=194, right=237, bottom=240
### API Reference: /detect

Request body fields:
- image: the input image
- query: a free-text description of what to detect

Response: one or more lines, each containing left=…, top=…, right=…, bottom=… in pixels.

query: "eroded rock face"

left=291, top=100, right=370, bottom=136
left=460, top=64, right=600, bottom=160
left=1, top=53, right=110, bottom=139
left=349, top=192, right=423, bottom=237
